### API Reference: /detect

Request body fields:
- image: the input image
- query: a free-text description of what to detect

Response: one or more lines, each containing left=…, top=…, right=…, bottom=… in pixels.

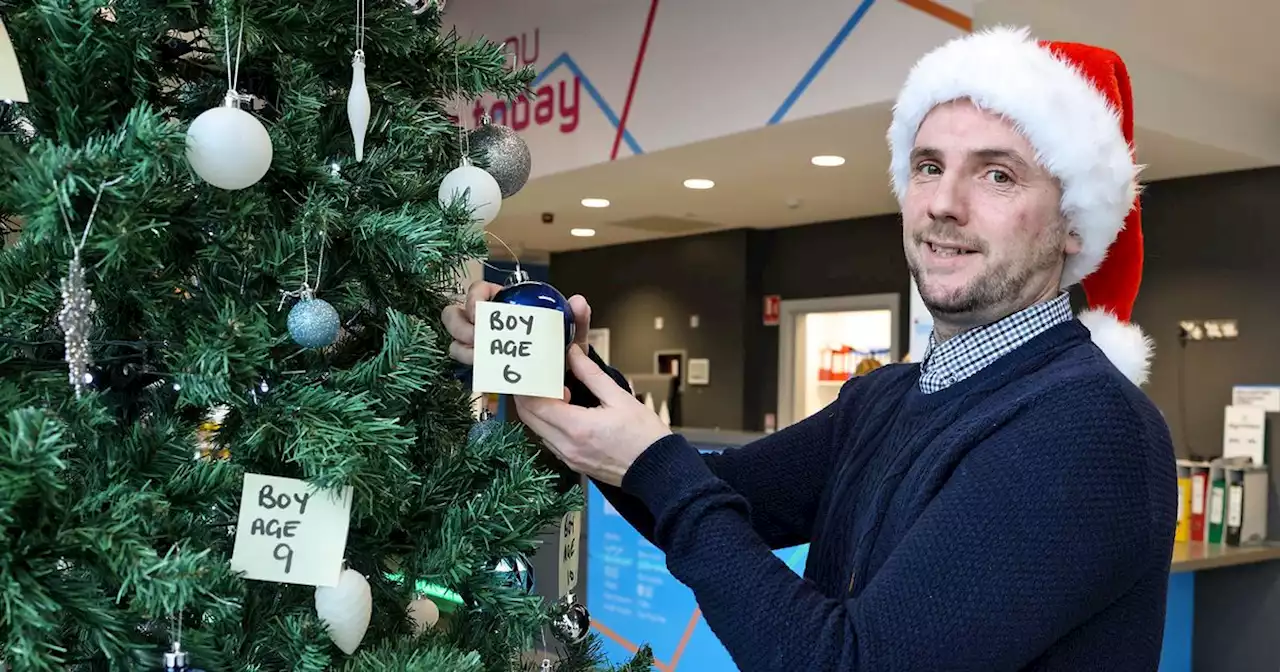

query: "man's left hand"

left=513, top=345, right=672, bottom=487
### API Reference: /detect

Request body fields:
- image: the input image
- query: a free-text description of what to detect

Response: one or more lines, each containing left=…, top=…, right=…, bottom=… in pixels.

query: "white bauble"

left=437, top=162, right=502, bottom=230
left=186, top=106, right=273, bottom=190
left=315, top=568, right=373, bottom=655
left=407, top=596, right=440, bottom=634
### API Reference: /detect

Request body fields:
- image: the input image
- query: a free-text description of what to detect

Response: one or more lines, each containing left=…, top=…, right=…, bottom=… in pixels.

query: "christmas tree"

left=0, top=0, right=652, bottom=670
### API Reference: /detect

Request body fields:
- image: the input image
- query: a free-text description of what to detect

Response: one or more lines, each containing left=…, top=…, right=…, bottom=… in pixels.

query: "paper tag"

left=0, top=19, right=28, bottom=103
left=230, top=473, right=353, bottom=586
left=557, top=510, right=581, bottom=598
left=1223, top=405, right=1266, bottom=464
left=472, top=301, right=565, bottom=399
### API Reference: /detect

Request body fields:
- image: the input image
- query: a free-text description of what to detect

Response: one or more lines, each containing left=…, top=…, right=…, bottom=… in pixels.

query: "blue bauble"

left=468, top=416, right=501, bottom=444
left=287, top=298, right=340, bottom=348
left=492, top=278, right=575, bottom=346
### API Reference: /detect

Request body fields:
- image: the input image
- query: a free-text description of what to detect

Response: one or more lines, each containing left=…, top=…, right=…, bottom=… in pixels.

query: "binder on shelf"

left=1188, top=462, right=1211, bottom=542
left=1208, top=468, right=1227, bottom=544
left=1205, top=456, right=1250, bottom=544
left=1225, top=464, right=1269, bottom=546
left=1175, top=460, right=1192, bottom=543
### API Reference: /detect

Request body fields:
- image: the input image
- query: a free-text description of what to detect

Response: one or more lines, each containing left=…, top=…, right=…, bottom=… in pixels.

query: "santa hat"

left=887, top=25, right=1153, bottom=386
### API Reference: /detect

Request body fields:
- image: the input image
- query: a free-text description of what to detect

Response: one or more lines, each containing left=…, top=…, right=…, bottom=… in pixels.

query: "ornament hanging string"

left=59, top=177, right=123, bottom=254
left=354, top=0, right=366, bottom=54
left=278, top=238, right=326, bottom=309
left=453, top=30, right=471, bottom=159
left=478, top=229, right=522, bottom=278
left=223, top=10, right=248, bottom=104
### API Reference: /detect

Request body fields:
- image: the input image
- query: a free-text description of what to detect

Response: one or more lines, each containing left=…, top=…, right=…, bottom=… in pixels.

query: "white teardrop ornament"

left=347, top=50, right=371, bottom=162
left=315, top=568, right=372, bottom=655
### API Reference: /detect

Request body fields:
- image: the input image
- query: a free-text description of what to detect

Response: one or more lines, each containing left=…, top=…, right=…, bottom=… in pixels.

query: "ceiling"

left=483, top=0, right=1280, bottom=262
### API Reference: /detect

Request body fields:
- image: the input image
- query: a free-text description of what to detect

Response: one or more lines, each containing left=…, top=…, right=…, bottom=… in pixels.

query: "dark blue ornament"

left=288, top=298, right=340, bottom=348
left=492, top=271, right=575, bottom=346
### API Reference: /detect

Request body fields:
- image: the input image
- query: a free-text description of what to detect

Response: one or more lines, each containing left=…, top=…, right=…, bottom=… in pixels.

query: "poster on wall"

left=587, top=328, right=610, bottom=364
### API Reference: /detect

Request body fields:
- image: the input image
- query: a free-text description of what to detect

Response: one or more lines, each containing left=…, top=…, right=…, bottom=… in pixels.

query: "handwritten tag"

left=0, top=20, right=28, bottom=103
left=230, top=473, right=353, bottom=587
left=472, top=301, right=565, bottom=399
left=557, top=510, right=581, bottom=598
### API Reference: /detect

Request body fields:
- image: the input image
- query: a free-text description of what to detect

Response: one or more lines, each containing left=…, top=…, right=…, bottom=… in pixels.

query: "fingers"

left=464, top=280, right=502, bottom=322
left=566, top=345, right=628, bottom=406
left=568, top=294, right=591, bottom=348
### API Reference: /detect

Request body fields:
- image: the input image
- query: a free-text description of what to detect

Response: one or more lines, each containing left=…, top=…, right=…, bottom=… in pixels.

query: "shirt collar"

left=919, top=292, right=1073, bottom=393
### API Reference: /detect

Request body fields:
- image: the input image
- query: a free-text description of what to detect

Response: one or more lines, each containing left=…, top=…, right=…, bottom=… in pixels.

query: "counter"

left=583, top=428, right=1280, bottom=671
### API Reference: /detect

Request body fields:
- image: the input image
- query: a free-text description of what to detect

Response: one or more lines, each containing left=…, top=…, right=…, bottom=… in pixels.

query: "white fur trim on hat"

left=887, top=26, right=1142, bottom=289
left=1078, top=308, right=1153, bottom=386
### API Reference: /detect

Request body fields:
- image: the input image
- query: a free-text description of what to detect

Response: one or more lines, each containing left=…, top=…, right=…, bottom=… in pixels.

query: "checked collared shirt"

left=919, top=292, right=1073, bottom=393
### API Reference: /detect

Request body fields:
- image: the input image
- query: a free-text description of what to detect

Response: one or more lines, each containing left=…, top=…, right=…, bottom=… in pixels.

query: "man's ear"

left=1064, top=226, right=1083, bottom=256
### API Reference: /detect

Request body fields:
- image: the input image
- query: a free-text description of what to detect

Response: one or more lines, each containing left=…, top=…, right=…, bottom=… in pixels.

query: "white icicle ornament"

left=347, top=50, right=371, bottom=162
left=315, top=568, right=373, bottom=655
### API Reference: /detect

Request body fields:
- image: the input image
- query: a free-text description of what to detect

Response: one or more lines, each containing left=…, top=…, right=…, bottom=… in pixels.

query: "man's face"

left=902, top=100, right=1080, bottom=329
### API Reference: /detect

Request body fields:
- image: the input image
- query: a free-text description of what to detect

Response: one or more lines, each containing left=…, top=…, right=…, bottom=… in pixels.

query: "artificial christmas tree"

left=0, top=0, right=652, bottom=670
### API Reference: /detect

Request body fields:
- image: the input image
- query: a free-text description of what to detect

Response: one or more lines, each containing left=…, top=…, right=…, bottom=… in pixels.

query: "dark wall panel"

left=549, top=229, right=749, bottom=430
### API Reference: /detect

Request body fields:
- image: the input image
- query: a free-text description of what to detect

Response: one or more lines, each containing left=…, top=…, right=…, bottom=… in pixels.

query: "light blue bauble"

left=288, top=298, right=340, bottom=348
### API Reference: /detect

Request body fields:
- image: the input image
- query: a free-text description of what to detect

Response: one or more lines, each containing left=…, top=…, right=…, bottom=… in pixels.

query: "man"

left=443, top=26, right=1176, bottom=671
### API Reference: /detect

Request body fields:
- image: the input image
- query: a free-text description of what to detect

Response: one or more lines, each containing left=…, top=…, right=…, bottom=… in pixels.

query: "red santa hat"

left=888, top=25, right=1153, bottom=386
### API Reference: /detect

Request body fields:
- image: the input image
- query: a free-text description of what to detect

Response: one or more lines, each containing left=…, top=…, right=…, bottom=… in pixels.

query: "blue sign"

left=586, top=483, right=809, bottom=670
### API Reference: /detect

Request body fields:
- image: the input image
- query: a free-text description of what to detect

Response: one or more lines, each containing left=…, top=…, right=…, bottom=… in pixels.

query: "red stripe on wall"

left=611, top=0, right=661, bottom=160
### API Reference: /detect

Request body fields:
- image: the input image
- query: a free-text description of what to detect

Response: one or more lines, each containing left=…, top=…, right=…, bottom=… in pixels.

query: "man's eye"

left=917, top=163, right=941, bottom=176
left=987, top=170, right=1012, bottom=184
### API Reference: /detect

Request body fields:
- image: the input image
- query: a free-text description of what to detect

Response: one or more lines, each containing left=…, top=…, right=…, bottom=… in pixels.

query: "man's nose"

left=926, top=172, right=969, bottom=226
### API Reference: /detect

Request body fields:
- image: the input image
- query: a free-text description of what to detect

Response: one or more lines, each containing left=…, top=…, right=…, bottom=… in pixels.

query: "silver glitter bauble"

left=490, top=553, right=534, bottom=594
left=403, top=0, right=444, bottom=15
left=551, top=598, right=591, bottom=645
left=287, top=298, right=340, bottom=349
left=468, top=416, right=501, bottom=444
left=58, top=255, right=96, bottom=398
left=467, top=119, right=531, bottom=198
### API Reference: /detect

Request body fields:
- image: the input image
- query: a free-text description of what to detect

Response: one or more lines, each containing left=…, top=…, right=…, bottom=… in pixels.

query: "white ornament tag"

left=472, top=301, right=565, bottom=399
left=315, top=568, right=372, bottom=655
left=230, top=473, right=353, bottom=586
left=557, top=510, right=581, bottom=599
left=0, top=19, right=28, bottom=102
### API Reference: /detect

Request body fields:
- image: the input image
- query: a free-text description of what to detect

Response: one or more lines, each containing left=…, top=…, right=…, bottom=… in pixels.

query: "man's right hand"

left=441, top=280, right=593, bottom=366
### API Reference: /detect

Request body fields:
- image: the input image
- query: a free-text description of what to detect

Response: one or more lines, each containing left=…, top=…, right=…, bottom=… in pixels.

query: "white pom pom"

left=315, top=568, right=372, bottom=655
left=1078, top=309, right=1153, bottom=386
left=407, top=596, right=440, bottom=634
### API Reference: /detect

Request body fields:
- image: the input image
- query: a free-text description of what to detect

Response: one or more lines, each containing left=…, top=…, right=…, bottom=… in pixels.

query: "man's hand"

left=514, top=345, right=672, bottom=487
left=441, top=279, right=592, bottom=369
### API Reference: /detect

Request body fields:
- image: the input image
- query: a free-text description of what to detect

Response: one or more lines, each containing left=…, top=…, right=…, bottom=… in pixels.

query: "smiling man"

left=444, top=26, right=1177, bottom=671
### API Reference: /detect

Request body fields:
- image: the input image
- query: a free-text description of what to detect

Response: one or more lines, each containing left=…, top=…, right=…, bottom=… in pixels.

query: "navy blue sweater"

left=576, top=319, right=1177, bottom=671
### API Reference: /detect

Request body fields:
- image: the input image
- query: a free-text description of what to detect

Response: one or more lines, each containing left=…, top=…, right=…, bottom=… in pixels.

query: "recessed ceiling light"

left=683, top=178, right=715, bottom=189
left=811, top=155, right=845, bottom=167
left=570, top=228, right=596, bottom=237
left=580, top=198, right=610, bottom=208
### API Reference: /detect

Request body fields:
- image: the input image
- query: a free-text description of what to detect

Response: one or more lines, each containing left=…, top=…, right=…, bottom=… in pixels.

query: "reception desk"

left=583, top=429, right=1280, bottom=672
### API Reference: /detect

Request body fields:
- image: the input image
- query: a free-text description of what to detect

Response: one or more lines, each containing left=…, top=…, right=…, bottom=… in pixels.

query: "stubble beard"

left=909, top=235, right=1061, bottom=321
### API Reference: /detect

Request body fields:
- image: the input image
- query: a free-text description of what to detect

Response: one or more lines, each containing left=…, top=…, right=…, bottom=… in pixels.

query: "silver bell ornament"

left=490, top=553, right=535, bottom=594
left=551, top=594, right=591, bottom=645
left=186, top=91, right=273, bottom=190
left=163, top=641, right=207, bottom=672
left=467, top=116, right=531, bottom=198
